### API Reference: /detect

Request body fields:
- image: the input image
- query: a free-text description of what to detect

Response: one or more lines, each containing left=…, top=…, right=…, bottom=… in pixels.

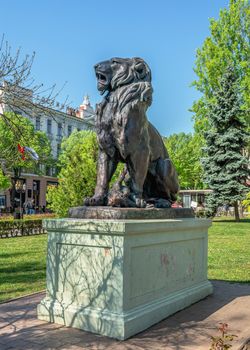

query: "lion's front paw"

left=84, top=195, right=106, bottom=206
left=131, top=194, right=147, bottom=208
left=135, top=198, right=147, bottom=208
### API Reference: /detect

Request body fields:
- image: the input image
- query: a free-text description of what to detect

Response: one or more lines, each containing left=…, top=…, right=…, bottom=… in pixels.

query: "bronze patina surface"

left=69, top=206, right=194, bottom=220
left=84, top=57, right=179, bottom=209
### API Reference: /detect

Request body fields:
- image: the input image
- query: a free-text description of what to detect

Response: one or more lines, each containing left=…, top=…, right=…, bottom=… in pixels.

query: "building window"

left=52, top=167, right=57, bottom=176
left=182, top=195, right=191, bottom=208
left=57, top=123, right=62, bottom=137
left=39, top=164, right=44, bottom=172
left=46, top=166, right=57, bottom=177
left=57, top=143, right=61, bottom=158
left=47, top=119, right=52, bottom=134
left=46, top=166, right=51, bottom=176
left=68, top=125, right=72, bottom=137
left=35, top=116, right=41, bottom=131
left=0, top=195, right=6, bottom=208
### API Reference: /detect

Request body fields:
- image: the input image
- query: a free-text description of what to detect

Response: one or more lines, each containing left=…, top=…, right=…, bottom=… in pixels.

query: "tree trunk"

left=234, top=201, right=240, bottom=222
left=239, top=202, right=244, bottom=218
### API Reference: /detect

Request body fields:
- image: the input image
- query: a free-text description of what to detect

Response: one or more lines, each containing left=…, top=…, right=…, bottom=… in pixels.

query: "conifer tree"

left=202, top=66, right=249, bottom=221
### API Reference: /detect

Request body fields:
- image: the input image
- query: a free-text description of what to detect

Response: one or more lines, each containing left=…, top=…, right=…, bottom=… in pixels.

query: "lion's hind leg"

left=155, top=157, right=179, bottom=202
left=126, top=149, right=150, bottom=208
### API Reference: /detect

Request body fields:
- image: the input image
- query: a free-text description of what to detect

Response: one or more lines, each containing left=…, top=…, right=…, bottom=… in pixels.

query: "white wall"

left=32, top=111, right=94, bottom=158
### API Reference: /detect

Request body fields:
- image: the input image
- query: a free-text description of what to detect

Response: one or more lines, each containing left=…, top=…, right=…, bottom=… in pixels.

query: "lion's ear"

left=133, top=58, right=151, bottom=81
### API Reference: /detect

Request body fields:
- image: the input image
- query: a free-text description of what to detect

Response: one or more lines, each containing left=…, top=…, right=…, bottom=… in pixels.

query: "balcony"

left=56, top=134, right=63, bottom=141
left=47, top=132, right=53, bottom=140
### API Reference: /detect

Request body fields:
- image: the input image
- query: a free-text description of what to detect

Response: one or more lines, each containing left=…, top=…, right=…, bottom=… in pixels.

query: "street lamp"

left=15, top=179, right=26, bottom=219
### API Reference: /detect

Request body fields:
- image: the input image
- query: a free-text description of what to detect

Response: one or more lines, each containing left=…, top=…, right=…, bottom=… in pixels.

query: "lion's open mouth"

left=96, top=72, right=108, bottom=85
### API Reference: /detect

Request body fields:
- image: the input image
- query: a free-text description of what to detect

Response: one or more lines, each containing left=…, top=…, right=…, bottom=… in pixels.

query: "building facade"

left=179, top=189, right=213, bottom=209
left=0, top=91, right=95, bottom=212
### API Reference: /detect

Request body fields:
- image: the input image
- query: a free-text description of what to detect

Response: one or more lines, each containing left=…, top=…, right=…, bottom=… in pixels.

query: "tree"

left=192, top=0, right=250, bottom=135
left=0, top=168, right=10, bottom=190
left=0, top=112, right=52, bottom=174
left=46, top=131, right=98, bottom=217
left=242, top=192, right=250, bottom=211
left=202, top=67, right=249, bottom=221
left=0, top=111, right=52, bottom=213
left=47, top=130, right=124, bottom=217
left=164, top=133, right=205, bottom=189
left=0, top=35, right=68, bottom=142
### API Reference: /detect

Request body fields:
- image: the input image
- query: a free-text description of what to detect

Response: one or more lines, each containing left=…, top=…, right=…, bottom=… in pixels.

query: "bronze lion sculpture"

left=84, top=57, right=179, bottom=208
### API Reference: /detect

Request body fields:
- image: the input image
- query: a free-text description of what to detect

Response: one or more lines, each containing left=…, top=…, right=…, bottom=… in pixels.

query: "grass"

left=0, top=217, right=249, bottom=303
left=208, top=217, right=250, bottom=282
left=0, top=234, right=47, bottom=303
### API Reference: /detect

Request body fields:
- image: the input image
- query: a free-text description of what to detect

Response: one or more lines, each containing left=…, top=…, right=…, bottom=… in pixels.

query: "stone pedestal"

left=37, top=217, right=213, bottom=340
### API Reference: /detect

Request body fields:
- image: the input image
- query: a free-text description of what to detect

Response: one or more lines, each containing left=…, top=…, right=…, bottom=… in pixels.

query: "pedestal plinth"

left=37, top=214, right=213, bottom=340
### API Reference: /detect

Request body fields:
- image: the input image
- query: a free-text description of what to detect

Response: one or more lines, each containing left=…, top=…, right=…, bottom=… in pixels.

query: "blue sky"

left=1, top=0, right=229, bottom=136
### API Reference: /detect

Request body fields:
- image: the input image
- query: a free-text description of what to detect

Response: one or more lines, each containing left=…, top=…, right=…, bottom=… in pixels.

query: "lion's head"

left=94, top=57, right=151, bottom=94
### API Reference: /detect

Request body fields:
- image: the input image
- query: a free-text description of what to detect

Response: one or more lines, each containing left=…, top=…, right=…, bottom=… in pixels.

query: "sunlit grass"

left=208, top=218, right=250, bottom=282
left=0, top=234, right=47, bottom=302
left=0, top=217, right=249, bottom=303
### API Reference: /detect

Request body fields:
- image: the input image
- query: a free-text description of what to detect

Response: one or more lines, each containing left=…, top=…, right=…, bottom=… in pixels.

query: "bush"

left=242, top=192, right=250, bottom=212
left=0, top=219, right=46, bottom=238
left=46, top=130, right=125, bottom=217
left=46, top=130, right=98, bottom=217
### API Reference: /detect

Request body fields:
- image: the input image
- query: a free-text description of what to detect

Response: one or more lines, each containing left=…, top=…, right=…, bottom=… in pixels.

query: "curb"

left=0, top=290, right=45, bottom=305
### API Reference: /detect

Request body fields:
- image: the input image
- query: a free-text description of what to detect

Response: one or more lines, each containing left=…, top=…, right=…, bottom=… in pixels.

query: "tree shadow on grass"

left=0, top=259, right=45, bottom=274
left=0, top=251, right=31, bottom=259
left=213, top=218, right=250, bottom=223
left=0, top=263, right=46, bottom=303
left=0, top=269, right=45, bottom=284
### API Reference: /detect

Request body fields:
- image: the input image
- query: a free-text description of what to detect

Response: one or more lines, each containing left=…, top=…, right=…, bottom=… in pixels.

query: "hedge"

left=0, top=219, right=46, bottom=238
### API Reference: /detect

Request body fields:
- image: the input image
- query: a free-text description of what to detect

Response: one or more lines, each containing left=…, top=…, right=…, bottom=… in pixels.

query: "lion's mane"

left=107, top=57, right=153, bottom=115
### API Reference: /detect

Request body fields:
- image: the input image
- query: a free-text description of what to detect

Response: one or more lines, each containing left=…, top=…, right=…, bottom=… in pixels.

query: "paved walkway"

left=0, top=281, right=250, bottom=350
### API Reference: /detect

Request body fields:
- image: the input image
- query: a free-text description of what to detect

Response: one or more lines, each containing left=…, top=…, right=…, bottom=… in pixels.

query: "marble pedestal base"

left=37, top=218, right=213, bottom=340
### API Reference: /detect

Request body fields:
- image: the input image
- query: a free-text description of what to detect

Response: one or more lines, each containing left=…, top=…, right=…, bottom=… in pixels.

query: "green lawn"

left=0, top=234, right=47, bottom=303
left=0, top=218, right=249, bottom=303
left=208, top=218, right=250, bottom=282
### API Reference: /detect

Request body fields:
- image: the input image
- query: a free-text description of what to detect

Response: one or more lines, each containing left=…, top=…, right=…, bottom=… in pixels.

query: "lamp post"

left=14, top=179, right=26, bottom=220
left=12, top=167, right=21, bottom=219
